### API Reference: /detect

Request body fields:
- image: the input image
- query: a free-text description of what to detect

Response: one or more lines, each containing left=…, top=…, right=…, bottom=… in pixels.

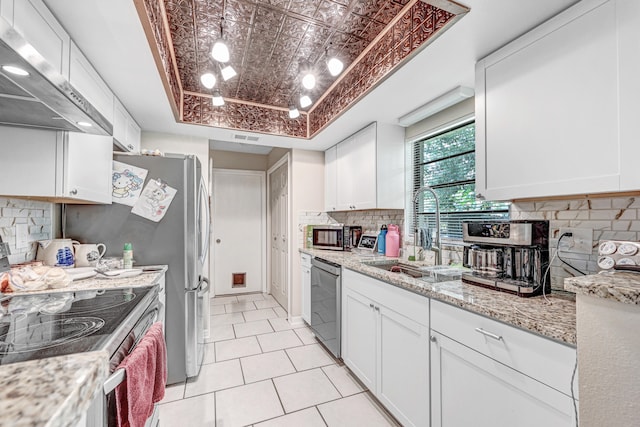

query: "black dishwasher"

left=309, top=257, right=341, bottom=358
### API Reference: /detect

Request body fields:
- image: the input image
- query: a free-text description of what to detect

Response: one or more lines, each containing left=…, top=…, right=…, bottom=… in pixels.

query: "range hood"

left=0, top=20, right=112, bottom=135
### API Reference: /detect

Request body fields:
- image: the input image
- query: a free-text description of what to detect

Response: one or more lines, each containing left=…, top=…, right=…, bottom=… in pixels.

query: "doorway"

left=212, top=169, right=266, bottom=295
left=267, top=155, right=290, bottom=312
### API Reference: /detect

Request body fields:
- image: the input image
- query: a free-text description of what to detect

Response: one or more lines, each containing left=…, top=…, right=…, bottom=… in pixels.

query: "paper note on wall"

left=112, top=161, right=148, bottom=206
left=131, top=179, right=177, bottom=222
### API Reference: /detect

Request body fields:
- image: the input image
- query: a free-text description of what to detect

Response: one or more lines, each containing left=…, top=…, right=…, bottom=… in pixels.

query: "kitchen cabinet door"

left=431, top=331, right=576, bottom=427
left=64, top=133, right=112, bottom=204
left=342, top=288, right=376, bottom=391
left=113, top=98, right=141, bottom=152
left=301, top=254, right=311, bottom=324
left=324, top=145, right=337, bottom=212
left=336, top=125, right=376, bottom=211
left=69, top=42, right=114, bottom=124
left=476, top=0, right=620, bottom=200
left=378, top=304, right=430, bottom=427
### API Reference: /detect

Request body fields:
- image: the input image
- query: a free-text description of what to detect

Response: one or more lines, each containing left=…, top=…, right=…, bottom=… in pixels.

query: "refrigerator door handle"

left=198, top=277, right=210, bottom=297
left=199, top=176, right=211, bottom=264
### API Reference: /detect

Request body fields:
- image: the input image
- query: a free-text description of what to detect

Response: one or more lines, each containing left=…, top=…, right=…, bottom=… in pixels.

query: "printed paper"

left=131, top=179, right=177, bottom=222
left=112, top=161, right=148, bottom=206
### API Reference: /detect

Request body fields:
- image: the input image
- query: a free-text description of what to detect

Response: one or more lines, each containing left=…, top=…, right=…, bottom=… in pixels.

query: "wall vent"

left=233, top=133, right=260, bottom=142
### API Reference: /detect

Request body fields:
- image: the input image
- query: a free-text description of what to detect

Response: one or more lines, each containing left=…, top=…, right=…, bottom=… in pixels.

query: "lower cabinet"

left=300, top=253, right=311, bottom=324
left=430, top=300, right=578, bottom=427
left=342, top=269, right=430, bottom=427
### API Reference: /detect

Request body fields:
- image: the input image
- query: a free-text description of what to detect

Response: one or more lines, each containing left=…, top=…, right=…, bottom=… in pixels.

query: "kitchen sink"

left=364, top=260, right=467, bottom=283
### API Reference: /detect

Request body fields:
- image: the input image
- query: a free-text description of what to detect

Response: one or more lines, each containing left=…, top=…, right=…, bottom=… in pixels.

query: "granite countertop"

left=0, top=351, right=109, bottom=427
left=0, top=266, right=167, bottom=426
left=302, top=249, right=577, bottom=345
left=564, top=270, right=640, bottom=305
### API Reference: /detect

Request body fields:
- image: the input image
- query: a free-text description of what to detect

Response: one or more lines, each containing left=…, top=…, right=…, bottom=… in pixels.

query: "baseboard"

left=288, top=316, right=305, bottom=327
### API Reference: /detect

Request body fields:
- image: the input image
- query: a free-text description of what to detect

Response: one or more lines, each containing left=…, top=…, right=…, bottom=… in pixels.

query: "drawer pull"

left=475, top=327, right=503, bottom=341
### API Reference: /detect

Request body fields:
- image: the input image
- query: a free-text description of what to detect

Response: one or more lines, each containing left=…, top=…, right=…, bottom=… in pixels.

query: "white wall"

left=211, top=150, right=268, bottom=171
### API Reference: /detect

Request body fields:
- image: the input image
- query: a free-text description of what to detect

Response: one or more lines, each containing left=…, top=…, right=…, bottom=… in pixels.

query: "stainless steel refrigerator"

left=64, top=153, right=210, bottom=384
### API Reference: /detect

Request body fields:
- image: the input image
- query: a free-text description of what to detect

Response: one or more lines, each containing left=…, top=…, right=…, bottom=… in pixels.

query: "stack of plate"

left=597, top=240, right=640, bottom=270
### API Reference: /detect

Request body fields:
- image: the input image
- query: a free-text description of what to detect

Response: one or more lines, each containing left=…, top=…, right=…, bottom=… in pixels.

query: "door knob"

left=216, top=239, right=221, bottom=244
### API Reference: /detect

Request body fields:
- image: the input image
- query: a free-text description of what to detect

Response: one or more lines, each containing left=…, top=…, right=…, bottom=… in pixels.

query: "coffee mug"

left=73, top=243, right=106, bottom=267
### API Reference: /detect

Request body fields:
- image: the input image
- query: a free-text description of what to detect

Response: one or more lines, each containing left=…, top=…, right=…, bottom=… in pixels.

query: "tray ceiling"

left=135, top=0, right=468, bottom=139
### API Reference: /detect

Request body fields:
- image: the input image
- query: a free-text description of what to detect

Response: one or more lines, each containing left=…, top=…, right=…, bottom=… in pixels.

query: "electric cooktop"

left=0, top=286, right=153, bottom=365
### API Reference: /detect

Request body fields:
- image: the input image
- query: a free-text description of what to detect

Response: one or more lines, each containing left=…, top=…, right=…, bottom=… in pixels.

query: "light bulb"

left=299, top=95, right=312, bottom=109
left=211, top=39, right=230, bottom=63
left=302, top=73, right=316, bottom=90
left=220, top=65, right=237, bottom=81
left=327, top=57, right=344, bottom=76
left=212, top=90, right=224, bottom=106
left=2, top=65, right=29, bottom=76
left=200, top=73, right=216, bottom=89
left=288, top=105, right=300, bottom=119
left=77, top=121, right=92, bottom=127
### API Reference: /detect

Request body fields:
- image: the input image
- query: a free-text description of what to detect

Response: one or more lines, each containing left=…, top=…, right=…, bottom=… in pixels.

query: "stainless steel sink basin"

left=364, top=260, right=467, bottom=283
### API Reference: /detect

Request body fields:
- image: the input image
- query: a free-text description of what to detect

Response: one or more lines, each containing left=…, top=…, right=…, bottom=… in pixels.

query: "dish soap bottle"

left=385, top=224, right=400, bottom=257
left=377, top=225, right=387, bottom=255
left=123, top=243, right=133, bottom=269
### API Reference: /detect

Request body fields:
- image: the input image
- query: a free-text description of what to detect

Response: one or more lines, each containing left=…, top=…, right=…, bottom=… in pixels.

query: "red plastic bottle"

left=385, top=224, right=400, bottom=257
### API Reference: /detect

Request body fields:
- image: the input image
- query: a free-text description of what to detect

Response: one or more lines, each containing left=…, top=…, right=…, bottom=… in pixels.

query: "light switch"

left=15, top=224, right=28, bottom=249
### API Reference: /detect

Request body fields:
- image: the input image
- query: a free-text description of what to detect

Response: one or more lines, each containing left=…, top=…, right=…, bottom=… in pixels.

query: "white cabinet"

left=113, top=98, right=141, bottom=152
left=300, top=253, right=311, bottom=324
left=476, top=0, right=640, bottom=200
left=3, top=0, right=70, bottom=78
left=69, top=41, right=114, bottom=124
left=0, top=126, right=112, bottom=203
left=324, top=122, right=404, bottom=211
left=430, top=300, right=578, bottom=427
left=342, top=269, right=429, bottom=427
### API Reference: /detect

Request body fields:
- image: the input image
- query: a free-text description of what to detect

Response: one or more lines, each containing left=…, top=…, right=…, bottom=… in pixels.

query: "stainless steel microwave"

left=311, top=226, right=362, bottom=251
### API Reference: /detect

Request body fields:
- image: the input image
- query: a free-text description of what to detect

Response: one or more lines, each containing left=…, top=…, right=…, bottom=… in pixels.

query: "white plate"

left=66, top=267, right=98, bottom=281
left=97, top=269, right=143, bottom=279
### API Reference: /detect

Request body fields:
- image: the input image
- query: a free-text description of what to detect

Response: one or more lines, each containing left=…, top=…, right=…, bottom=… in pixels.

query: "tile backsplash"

left=0, top=197, right=53, bottom=264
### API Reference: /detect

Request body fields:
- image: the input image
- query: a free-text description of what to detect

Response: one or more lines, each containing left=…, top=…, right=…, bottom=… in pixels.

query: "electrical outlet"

left=558, top=227, right=592, bottom=254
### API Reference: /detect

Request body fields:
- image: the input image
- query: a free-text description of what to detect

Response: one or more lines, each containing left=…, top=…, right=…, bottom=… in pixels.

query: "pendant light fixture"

left=212, top=89, right=225, bottom=106
left=211, top=18, right=230, bottom=63
left=200, top=72, right=216, bottom=89
left=220, top=64, right=237, bottom=81
left=288, top=104, right=300, bottom=119
left=299, top=94, right=312, bottom=109
left=299, top=61, right=316, bottom=90
left=326, top=44, right=344, bottom=77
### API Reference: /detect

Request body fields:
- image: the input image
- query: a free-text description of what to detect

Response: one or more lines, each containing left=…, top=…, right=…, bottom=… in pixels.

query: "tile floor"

left=158, top=292, right=400, bottom=427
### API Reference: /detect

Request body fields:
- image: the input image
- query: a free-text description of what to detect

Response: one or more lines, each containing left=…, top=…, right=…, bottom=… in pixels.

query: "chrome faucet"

left=413, top=185, right=442, bottom=265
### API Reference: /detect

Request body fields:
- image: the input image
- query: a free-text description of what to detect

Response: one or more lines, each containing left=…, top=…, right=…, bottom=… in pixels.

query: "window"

left=409, top=120, right=509, bottom=241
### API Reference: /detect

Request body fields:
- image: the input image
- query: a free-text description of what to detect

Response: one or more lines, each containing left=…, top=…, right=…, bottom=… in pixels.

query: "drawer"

left=343, top=268, right=429, bottom=326
left=431, top=299, right=577, bottom=398
left=301, top=253, right=312, bottom=267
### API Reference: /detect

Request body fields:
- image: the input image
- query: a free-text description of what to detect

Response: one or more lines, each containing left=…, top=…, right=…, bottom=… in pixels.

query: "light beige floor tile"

left=202, top=342, right=216, bottom=365
left=211, top=296, right=238, bottom=306
left=158, top=393, right=215, bottom=427
left=237, top=293, right=266, bottom=302
left=273, top=368, right=341, bottom=413
left=286, top=343, right=335, bottom=371
left=274, top=306, right=288, bottom=318
left=257, top=330, right=304, bottom=353
left=233, top=319, right=274, bottom=338
left=215, top=380, right=284, bottom=427
left=254, top=299, right=281, bottom=309
left=225, top=301, right=257, bottom=313
left=206, top=324, right=235, bottom=343
left=322, top=365, right=365, bottom=397
left=211, top=304, right=226, bottom=315
left=254, top=407, right=327, bottom=427
left=293, top=327, right=317, bottom=345
left=211, top=312, right=245, bottom=326
left=318, top=393, right=397, bottom=427
left=160, top=381, right=184, bottom=404
left=240, top=350, right=296, bottom=383
left=215, top=336, right=262, bottom=361
left=264, top=294, right=277, bottom=302
left=268, top=317, right=295, bottom=331
left=184, top=359, right=244, bottom=398
left=244, top=308, right=278, bottom=322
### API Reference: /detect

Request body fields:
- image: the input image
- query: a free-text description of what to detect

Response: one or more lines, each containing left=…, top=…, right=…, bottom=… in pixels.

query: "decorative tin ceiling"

left=135, top=0, right=468, bottom=139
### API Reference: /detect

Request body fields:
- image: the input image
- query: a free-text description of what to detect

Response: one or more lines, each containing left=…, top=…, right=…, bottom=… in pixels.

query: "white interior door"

left=269, top=162, right=288, bottom=309
left=212, top=169, right=265, bottom=295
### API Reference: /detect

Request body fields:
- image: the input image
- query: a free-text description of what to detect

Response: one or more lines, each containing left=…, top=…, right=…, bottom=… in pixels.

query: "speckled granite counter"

left=0, top=351, right=109, bottom=427
left=564, top=271, right=640, bottom=305
left=302, top=249, right=577, bottom=345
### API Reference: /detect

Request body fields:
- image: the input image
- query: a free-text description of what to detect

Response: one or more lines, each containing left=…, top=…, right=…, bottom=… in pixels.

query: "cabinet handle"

left=69, top=189, right=78, bottom=196
left=127, top=144, right=134, bottom=150
left=430, top=336, right=437, bottom=343
left=369, top=303, right=374, bottom=308
left=475, top=193, right=485, bottom=200
left=475, top=327, right=503, bottom=341
left=374, top=306, right=380, bottom=311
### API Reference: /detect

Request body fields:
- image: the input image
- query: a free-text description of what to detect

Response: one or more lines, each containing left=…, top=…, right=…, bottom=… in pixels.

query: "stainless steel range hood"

left=0, top=20, right=112, bottom=135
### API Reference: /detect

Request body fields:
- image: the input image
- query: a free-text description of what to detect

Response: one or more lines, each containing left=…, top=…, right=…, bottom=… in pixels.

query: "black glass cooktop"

left=0, top=287, right=153, bottom=365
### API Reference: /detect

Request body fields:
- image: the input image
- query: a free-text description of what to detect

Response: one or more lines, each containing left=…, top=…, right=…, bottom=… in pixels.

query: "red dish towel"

left=115, top=322, right=167, bottom=427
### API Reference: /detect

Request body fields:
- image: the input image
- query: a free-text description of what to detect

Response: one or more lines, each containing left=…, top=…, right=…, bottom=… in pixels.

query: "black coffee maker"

left=462, top=220, right=550, bottom=297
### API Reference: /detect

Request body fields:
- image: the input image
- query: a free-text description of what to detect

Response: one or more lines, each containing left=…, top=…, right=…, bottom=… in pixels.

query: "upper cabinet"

left=113, top=98, right=141, bottom=153
left=325, top=122, right=404, bottom=211
left=476, top=0, right=640, bottom=200
left=0, top=126, right=112, bottom=204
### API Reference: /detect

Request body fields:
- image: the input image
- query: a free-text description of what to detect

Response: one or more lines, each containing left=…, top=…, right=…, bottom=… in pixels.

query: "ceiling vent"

left=233, top=133, right=259, bottom=142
